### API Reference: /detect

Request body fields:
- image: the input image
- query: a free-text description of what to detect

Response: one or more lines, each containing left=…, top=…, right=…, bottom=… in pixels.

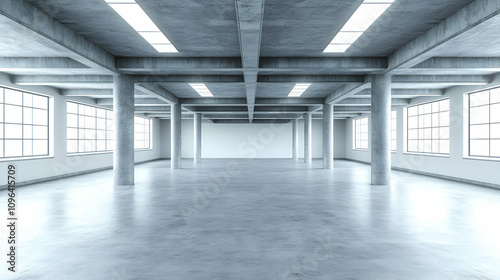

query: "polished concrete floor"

left=1, top=159, right=500, bottom=279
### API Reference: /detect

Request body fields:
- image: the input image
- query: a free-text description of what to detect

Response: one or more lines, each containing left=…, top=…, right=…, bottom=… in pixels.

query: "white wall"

left=202, top=122, right=293, bottom=158
left=345, top=73, right=500, bottom=186
left=160, top=119, right=347, bottom=159
left=0, top=73, right=162, bottom=186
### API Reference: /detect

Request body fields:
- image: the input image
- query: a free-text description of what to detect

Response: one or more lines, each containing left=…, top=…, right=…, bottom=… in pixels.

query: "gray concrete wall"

left=160, top=120, right=171, bottom=159
left=0, top=73, right=162, bottom=185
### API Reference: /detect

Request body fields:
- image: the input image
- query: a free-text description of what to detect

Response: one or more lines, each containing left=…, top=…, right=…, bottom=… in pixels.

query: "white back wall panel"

left=202, top=122, right=293, bottom=158
left=159, top=119, right=347, bottom=159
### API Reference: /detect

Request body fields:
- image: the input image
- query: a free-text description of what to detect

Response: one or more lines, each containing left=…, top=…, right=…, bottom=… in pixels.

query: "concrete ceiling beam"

left=259, top=57, right=388, bottom=71
left=337, top=98, right=410, bottom=106
left=211, top=119, right=291, bottom=124
left=333, top=113, right=362, bottom=118
left=354, top=89, right=445, bottom=97
left=387, top=0, right=500, bottom=72
left=255, top=98, right=325, bottom=106
left=92, top=106, right=171, bottom=113
left=413, top=57, right=500, bottom=70
left=392, top=75, right=492, bottom=85
left=12, top=75, right=113, bottom=86
left=96, top=98, right=168, bottom=106
left=135, top=84, right=179, bottom=105
left=254, top=106, right=310, bottom=113
left=0, top=57, right=89, bottom=70
left=13, top=74, right=375, bottom=85
left=333, top=106, right=372, bottom=113
left=236, top=0, right=266, bottom=122
left=61, top=89, right=113, bottom=97
left=60, top=89, right=149, bottom=98
left=189, top=106, right=309, bottom=114
left=178, top=98, right=325, bottom=106
left=134, top=75, right=245, bottom=83
left=0, top=0, right=116, bottom=73
left=144, top=113, right=192, bottom=118
left=180, top=98, right=247, bottom=106
left=116, top=57, right=243, bottom=73
left=258, top=75, right=365, bottom=83
left=187, top=106, right=250, bottom=113
left=325, top=82, right=372, bottom=104
left=202, top=114, right=249, bottom=119
left=114, top=57, right=389, bottom=73
left=253, top=113, right=303, bottom=119
left=133, top=106, right=171, bottom=113
left=212, top=119, right=250, bottom=124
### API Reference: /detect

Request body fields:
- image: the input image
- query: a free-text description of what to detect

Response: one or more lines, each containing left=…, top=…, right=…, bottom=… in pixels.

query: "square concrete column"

left=113, top=75, right=135, bottom=185
left=304, top=113, right=312, bottom=164
left=323, top=103, right=334, bottom=169
left=194, top=113, right=202, bottom=164
left=171, top=103, right=182, bottom=169
left=292, top=119, right=299, bottom=161
left=371, top=74, right=391, bottom=185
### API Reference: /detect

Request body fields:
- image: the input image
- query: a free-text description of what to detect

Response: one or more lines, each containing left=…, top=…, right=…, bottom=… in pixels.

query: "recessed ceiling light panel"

left=190, top=84, right=214, bottom=97
left=105, top=0, right=178, bottom=53
left=288, top=84, right=311, bottom=97
left=324, top=0, right=395, bottom=53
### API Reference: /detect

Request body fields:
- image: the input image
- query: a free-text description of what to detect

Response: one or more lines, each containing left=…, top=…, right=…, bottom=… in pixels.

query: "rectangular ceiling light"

left=190, top=84, right=214, bottom=97
left=288, top=84, right=311, bottom=97
left=324, top=0, right=395, bottom=53
left=105, top=0, right=178, bottom=53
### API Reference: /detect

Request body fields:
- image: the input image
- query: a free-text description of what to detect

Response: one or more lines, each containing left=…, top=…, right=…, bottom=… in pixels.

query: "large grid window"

left=134, top=116, right=151, bottom=150
left=67, top=102, right=114, bottom=154
left=468, top=87, right=500, bottom=158
left=407, top=98, right=450, bottom=155
left=67, top=102, right=152, bottom=154
left=391, top=110, right=397, bottom=152
left=354, top=117, right=368, bottom=150
left=0, top=86, right=49, bottom=159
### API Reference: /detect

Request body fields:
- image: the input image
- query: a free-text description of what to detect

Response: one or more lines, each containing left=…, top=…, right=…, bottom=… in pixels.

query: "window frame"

left=391, top=110, right=397, bottom=153
left=66, top=101, right=114, bottom=155
left=67, top=101, right=153, bottom=156
left=465, top=87, right=500, bottom=161
left=134, top=115, right=153, bottom=151
left=353, top=117, right=369, bottom=151
left=0, top=85, right=51, bottom=161
left=405, top=98, right=450, bottom=157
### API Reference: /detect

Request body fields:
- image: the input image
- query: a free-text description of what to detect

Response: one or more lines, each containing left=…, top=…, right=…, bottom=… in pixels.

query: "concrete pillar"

left=113, top=75, right=135, bottom=185
left=171, top=103, right=181, bottom=169
left=194, top=113, right=202, bottom=164
left=323, top=104, right=334, bottom=169
left=292, top=119, right=299, bottom=160
left=304, top=113, right=312, bottom=164
left=371, top=74, right=391, bottom=185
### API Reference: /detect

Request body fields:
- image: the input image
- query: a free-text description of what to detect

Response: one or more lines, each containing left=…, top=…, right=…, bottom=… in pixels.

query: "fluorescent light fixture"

left=288, top=84, right=311, bottom=97
left=152, top=44, right=178, bottom=53
left=324, top=0, right=395, bottom=53
left=105, top=0, right=135, bottom=3
left=324, top=44, right=351, bottom=53
left=190, top=83, right=214, bottom=97
left=329, top=31, right=364, bottom=44
left=139, top=32, right=172, bottom=44
left=363, top=0, right=395, bottom=3
left=341, top=4, right=391, bottom=31
left=105, top=0, right=178, bottom=53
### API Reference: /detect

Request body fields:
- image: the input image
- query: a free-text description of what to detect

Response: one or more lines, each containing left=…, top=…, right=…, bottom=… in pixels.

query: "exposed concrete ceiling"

left=1, top=0, right=499, bottom=123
